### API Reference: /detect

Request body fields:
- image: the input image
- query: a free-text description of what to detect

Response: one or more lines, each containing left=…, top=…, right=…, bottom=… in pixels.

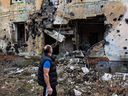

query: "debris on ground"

left=57, top=51, right=128, bottom=96
left=0, top=52, right=128, bottom=96
left=0, top=55, right=42, bottom=96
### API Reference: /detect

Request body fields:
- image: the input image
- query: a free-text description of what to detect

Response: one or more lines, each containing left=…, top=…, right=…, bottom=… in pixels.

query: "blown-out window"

left=11, top=0, right=23, bottom=3
left=11, top=0, right=24, bottom=4
left=11, top=0, right=34, bottom=4
left=65, top=0, right=72, bottom=3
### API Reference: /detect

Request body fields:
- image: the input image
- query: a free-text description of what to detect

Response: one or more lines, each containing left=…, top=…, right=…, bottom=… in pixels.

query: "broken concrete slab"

left=44, top=29, right=65, bottom=42
left=57, top=54, right=128, bottom=96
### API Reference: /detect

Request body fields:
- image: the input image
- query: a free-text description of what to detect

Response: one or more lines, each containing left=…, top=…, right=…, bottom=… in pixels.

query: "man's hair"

left=44, top=45, right=53, bottom=54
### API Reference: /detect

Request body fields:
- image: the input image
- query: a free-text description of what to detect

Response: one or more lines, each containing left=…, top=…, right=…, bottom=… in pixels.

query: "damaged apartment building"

left=1, top=0, right=128, bottom=62
left=0, top=0, right=42, bottom=54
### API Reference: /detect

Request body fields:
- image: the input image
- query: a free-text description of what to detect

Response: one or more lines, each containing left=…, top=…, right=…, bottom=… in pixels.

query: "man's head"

left=44, top=45, right=53, bottom=56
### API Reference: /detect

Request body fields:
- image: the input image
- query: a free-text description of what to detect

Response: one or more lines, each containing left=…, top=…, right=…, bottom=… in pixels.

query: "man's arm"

left=43, top=68, right=50, bottom=87
left=43, top=61, right=53, bottom=95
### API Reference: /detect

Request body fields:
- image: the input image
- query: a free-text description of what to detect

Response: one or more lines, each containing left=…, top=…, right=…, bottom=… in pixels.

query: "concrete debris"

left=0, top=40, right=7, bottom=53
left=44, top=29, right=65, bottom=42
left=0, top=40, right=20, bottom=55
left=87, top=40, right=105, bottom=57
left=72, top=50, right=85, bottom=58
left=114, top=73, right=128, bottom=81
left=0, top=55, right=42, bottom=96
left=56, top=53, right=128, bottom=96
left=112, top=93, right=118, bottom=96
left=0, top=53, right=127, bottom=96
left=81, top=66, right=89, bottom=75
left=28, top=79, right=34, bottom=84
left=31, top=74, right=36, bottom=78
left=101, top=73, right=112, bottom=81
left=18, top=52, right=40, bottom=58
left=15, top=68, right=24, bottom=73
left=73, top=89, right=82, bottom=96
left=70, top=66, right=75, bottom=70
left=6, top=68, right=24, bottom=75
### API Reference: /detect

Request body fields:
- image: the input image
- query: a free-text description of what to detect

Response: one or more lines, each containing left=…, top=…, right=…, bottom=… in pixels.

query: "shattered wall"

left=25, top=0, right=61, bottom=55
left=54, top=0, right=106, bottom=24
left=0, top=0, right=43, bottom=54
left=1, top=0, right=128, bottom=61
left=104, top=1, right=128, bottom=61
left=53, top=0, right=128, bottom=61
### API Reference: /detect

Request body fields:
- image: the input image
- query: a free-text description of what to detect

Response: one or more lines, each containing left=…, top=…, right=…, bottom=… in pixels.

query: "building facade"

left=53, top=0, right=128, bottom=61
left=0, top=0, right=43, bottom=54
left=0, top=0, right=128, bottom=62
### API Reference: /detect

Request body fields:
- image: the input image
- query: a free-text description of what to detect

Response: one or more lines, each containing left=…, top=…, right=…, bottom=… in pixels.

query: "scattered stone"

left=101, top=73, right=112, bottom=81
left=81, top=66, right=89, bottom=74
left=57, top=53, right=128, bottom=96
left=73, top=89, right=82, bottom=96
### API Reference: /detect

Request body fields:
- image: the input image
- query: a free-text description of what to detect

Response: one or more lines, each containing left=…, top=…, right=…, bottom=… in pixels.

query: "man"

left=38, top=45, right=58, bottom=96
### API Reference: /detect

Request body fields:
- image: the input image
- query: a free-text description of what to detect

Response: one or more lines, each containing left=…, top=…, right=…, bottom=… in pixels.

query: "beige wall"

left=0, top=0, right=10, bottom=11
left=35, top=0, right=43, bottom=10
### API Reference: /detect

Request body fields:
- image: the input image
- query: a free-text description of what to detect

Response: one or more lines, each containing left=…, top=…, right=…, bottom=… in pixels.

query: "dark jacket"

left=38, top=55, right=58, bottom=87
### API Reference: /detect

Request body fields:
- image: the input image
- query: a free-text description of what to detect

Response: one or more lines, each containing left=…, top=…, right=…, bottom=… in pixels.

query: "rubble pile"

left=0, top=52, right=127, bottom=96
left=0, top=55, right=42, bottom=96
left=57, top=52, right=128, bottom=96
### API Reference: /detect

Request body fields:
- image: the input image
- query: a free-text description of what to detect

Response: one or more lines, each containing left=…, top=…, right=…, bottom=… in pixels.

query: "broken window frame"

left=10, top=0, right=35, bottom=4
left=65, top=0, right=72, bottom=3
left=11, top=0, right=24, bottom=4
left=13, top=22, right=26, bottom=45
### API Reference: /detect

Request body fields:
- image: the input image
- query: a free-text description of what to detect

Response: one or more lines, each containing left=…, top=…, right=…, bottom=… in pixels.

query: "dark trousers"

left=43, top=85, right=57, bottom=96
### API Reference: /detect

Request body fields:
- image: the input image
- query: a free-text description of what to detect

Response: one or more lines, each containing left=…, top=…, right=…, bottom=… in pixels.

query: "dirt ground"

left=0, top=55, right=43, bottom=96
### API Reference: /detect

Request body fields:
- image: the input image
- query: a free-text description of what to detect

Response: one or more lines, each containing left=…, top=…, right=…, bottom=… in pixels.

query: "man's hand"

left=47, top=86, right=53, bottom=95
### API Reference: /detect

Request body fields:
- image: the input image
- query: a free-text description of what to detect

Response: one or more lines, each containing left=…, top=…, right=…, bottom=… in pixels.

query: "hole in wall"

left=118, top=14, right=124, bottom=21
left=101, top=5, right=104, bottom=8
left=125, top=18, right=128, bottom=24
left=113, top=18, right=117, bottom=22
left=105, top=41, right=110, bottom=45
left=117, top=30, right=120, bottom=33
left=110, top=12, right=113, bottom=16
left=125, top=52, right=128, bottom=54
left=70, top=12, right=75, bottom=16
left=123, top=47, right=127, bottom=50
left=66, top=0, right=72, bottom=3
left=69, top=15, right=106, bottom=51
